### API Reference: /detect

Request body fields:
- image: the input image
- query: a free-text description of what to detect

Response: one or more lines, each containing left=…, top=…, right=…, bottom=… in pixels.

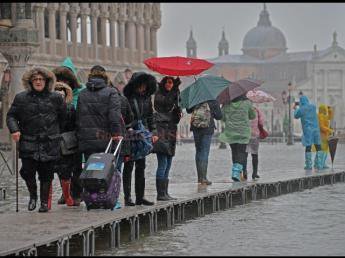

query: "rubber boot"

left=315, top=151, right=324, bottom=170
left=135, top=177, right=154, bottom=205
left=304, top=152, right=313, bottom=170
left=61, top=179, right=75, bottom=206
left=164, top=179, right=177, bottom=200
left=232, top=163, right=243, bottom=182
left=25, top=179, right=37, bottom=211
left=322, top=151, right=330, bottom=169
left=39, top=181, right=51, bottom=213
left=47, top=183, right=53, bottom=210
left=156, top=178, right=169, bottom=201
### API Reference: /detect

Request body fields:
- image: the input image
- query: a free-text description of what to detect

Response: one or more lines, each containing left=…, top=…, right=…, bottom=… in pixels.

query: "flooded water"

left=98, top=183, right=345, bottom=256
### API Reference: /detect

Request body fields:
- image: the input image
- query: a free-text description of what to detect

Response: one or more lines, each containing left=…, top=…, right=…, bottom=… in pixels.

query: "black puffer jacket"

left=186, top=100, right=223, bottom=135
left=6, top=67, right=66, bottom=162
left=123, top=72, right=157, bottom=134
left=76, top=77, right=122, bottom=153
left=152, top=78, right=182, bottom=156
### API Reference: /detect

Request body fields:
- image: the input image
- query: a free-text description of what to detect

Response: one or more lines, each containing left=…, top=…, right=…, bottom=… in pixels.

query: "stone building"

left=0, top=3, right=161, bottom=140
left=185, top=4, right=345, bottom=135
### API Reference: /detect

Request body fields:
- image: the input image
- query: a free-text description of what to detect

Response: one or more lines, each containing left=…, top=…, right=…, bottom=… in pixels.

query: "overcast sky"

left=157, top=3, right=345, bottom=59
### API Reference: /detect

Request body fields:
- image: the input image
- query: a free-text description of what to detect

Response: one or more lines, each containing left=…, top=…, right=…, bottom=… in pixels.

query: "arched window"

left=66, top=13, right=71, bottom=42
left=86, top=16, right=91, bottom=44
left=77, top=16, right=81, bottom=43
left=97, top=17, right=102, bottom=44
left=56, top=11, right=61, bottom=39
left=44, top=8, right=49, bottom=38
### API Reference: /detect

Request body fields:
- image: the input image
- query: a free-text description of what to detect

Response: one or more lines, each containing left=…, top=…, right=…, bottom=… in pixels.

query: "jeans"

left=305, top=144, right=321, bottom=152
left=156, top=153, right=173, bottom=179
left=229, top=143, right=247, bottom=166
left=193, top=132, right=213, bottom=180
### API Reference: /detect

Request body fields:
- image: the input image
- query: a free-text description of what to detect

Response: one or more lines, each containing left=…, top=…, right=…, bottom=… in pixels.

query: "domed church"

left=186, top=4, right=345, bottom=135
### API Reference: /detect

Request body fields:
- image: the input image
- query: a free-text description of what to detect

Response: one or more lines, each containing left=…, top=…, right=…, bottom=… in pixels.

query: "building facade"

left=0, top=3, right=161, bottom=138
left=187, top=4, right=345, bottom=135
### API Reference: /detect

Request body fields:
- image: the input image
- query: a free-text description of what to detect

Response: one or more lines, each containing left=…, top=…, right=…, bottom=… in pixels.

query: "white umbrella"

left=246, top=89, right=276, bottom=103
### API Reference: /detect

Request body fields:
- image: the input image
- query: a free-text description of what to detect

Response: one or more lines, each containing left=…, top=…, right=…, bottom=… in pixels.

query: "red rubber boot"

left=61, top=179, right=75, bottom=206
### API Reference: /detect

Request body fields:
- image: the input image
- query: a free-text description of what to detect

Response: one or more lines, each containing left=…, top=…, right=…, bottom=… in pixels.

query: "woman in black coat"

left=6, top=67, right=66, bottom=212
left=153, top=76, right=182, bottom=201
left=122, top=72, right=158, bottom=206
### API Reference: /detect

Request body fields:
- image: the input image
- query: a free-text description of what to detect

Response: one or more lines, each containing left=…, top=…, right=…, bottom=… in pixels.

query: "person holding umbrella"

left=219, top=93, right=256, bottom=182
left=153, top=76, right=182, bottom=200
left=294, top=95, right=323, bottom=170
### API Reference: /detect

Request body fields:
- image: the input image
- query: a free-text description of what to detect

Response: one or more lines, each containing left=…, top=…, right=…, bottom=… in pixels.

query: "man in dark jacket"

left=122, top=72, right=158, bottom=206
left=76, top=65, right=123, bottom=159
left=6, top=67, right=66, bottom=212
left=186, top=100, right=222, bottom=185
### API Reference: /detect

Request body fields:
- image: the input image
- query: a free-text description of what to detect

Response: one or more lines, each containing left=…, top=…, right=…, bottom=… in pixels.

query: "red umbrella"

left=144, top=56, right=214, bottom=76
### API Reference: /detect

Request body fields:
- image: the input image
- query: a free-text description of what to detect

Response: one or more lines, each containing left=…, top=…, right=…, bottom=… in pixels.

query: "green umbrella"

left=180, top=75, right=231, bottom=109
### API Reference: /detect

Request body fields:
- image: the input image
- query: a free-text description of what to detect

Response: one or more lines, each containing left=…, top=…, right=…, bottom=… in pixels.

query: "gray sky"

left=157, top=3, right=345, bottom=58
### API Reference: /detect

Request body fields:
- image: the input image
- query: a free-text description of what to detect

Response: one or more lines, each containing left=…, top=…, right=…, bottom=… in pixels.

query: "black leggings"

left=229, top=143, right=247, bottom=166
left=20, top=158, right=55, bottom=183
left=305, top=144, right=321, bottom=152
left=243, top=153, right=258, bottom=174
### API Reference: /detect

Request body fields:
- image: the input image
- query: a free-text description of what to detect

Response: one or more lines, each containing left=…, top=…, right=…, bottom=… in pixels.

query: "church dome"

left=242, top=4, right=287, bottom=58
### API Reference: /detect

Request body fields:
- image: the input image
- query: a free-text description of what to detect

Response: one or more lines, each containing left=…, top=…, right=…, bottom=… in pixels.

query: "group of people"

left=6, top=57, right=333, bottom=213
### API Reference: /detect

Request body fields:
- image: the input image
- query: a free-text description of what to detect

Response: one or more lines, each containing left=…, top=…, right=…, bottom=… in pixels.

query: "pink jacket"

left=250, top=107, right=264, bottom=138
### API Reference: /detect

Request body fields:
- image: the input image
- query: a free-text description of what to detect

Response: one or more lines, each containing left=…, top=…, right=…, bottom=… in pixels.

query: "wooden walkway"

left=0, top=170, right=344, bottom=256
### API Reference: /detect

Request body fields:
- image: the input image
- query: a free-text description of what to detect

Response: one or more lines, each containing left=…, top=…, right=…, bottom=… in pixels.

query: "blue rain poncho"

left=294, top=95, right=321, bottom=147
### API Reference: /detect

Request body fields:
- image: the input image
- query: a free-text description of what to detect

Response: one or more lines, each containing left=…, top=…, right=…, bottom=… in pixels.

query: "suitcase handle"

left=105, top=137, right=123, bottom=157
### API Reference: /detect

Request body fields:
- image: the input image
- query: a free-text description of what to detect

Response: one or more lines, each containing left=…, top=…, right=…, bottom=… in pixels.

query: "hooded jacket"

left=55, top=82, right=76, bottom=133
left=123, top=72, right=157, bottom=134
left=294, top=95, right=321, bottom=147
left=6, top=67, right=67, bottom=161
left=52, top=57, right=86, bottom=108
left=317, top=104, right=333, bottom=151
left=76, top=77, right=122, bottom=153
left=218, top=98, right=256, bottom=144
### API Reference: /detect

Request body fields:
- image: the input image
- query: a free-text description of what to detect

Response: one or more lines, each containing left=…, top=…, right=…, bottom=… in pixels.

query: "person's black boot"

left=125, top=197, right=135, bottom=206
left=123, top=164, right=135, bottom=206
left=252, top=154, right=259, bottom=180
left=25, top=179, right=37, bottom=211
left=135, top=177, right=154, bottom=205
left=39, top=181, right=51, bottom=213
left=156, top=178, right=170, bottom=201
left=164, top=179, right=177, bottom=200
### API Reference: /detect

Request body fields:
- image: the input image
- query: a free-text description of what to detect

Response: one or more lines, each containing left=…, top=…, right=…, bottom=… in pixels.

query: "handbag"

left=128, top=99, right=153, bottom=160
left=60, top=131, right=78, bottom=155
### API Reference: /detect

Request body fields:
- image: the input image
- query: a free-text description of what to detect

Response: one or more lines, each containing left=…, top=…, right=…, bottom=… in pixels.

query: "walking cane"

left=15, top=142, right=19, bottom=212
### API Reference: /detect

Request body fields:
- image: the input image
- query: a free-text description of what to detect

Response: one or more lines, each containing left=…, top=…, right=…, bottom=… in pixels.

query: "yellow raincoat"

left=313, top=104, right=333, bottom=152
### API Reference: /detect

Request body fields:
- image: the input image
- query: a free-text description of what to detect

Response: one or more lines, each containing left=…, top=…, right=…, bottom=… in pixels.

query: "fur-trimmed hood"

left=22, top=67, right=56, bottom=92
left=55, top=81, right=73, bottom=104
left=52, top=66, right=80, bottom=90
left=123, top=72, right=157, bottom=98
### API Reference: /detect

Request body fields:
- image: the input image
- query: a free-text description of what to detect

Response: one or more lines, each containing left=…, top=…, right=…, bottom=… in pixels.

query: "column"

left=80, top=13, right=88, bottom=60
left=90, top=11, right=99, bottom=61
left=59, top=4, right=69, bottom=57
left=118, top=19, right=126, bottom=64
left=34, top=4, right=46, bottom=54
left=99, top=13, right=108, bottom=61
left=109, top=17, right=117, bottom=63
left=47, top=4, right=57, bottom=57
left=144, top=24, right=151, bottom=53
left=69, top=11, right=78, bottom=59
left=150, top=26, right=158, bottom=56
left=136, top=20, right=145, bottom=63
left=324, top=70, right=328, bottom=104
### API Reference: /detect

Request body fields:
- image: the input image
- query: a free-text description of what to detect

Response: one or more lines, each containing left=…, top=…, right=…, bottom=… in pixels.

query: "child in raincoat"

left=312, top=104, right=333, bottom=169
left=294, top=95, right=322, bottom=170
